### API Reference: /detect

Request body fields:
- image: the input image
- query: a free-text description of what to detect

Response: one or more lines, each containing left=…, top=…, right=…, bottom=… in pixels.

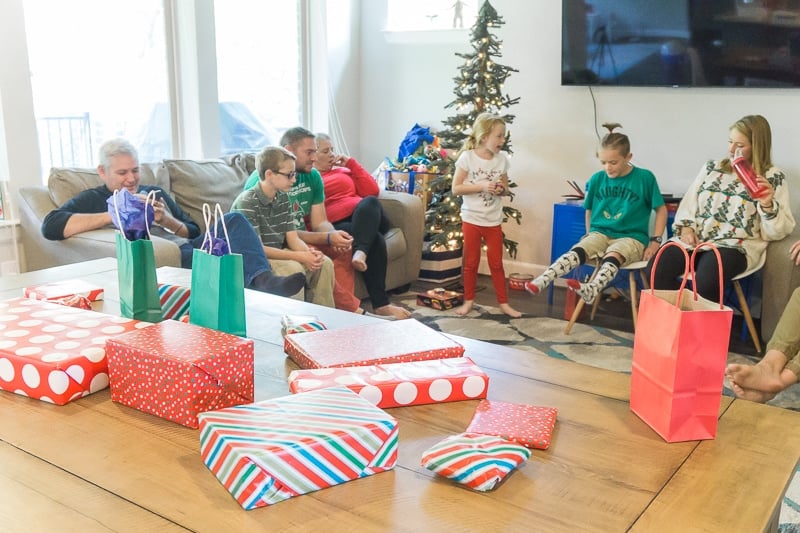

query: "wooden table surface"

left=0, top=258, right=798, bottom=532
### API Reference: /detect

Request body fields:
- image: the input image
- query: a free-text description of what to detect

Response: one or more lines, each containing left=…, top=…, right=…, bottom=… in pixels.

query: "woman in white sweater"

left=646, top=114, right=795, bottom=302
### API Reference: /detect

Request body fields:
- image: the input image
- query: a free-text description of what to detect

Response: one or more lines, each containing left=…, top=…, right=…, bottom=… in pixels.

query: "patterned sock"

left=525, top=251, right=581, bottom=295
left=569, top=261, right=619, bottom=304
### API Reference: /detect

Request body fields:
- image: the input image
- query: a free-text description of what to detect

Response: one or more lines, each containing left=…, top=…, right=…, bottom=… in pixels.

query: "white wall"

left=358, top=0, right=800, bottom=271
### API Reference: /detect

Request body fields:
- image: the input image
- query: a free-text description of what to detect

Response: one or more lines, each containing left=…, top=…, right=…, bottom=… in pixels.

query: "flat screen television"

left=562, top=0, right=800, bottom=87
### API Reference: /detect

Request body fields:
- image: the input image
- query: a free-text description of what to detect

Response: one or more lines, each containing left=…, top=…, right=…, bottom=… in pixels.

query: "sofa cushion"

left=384, top=227, right=407, bottom=261
left=161, top=159, right=250, bottom=232
left=48, top=164, right=163, bottom=207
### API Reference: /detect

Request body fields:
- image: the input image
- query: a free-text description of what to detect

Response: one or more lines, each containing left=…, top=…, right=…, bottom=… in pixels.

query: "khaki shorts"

left=572, top=232, right=645, bottom=266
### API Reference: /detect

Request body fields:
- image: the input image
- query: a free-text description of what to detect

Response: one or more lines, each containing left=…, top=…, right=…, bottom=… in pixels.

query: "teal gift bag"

left=189, top=204, right=247, bottom=336
left=111, top=190, right=163, bottom=322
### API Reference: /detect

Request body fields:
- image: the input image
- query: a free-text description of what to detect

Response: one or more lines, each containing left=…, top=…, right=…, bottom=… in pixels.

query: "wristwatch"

left=649, top=236, right=663, bottom=244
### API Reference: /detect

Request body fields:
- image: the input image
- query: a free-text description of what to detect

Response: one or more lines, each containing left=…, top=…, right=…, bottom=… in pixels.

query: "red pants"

left=319, top=245, right=361, bottom=312
left=461, top=221, right=508, bottom=303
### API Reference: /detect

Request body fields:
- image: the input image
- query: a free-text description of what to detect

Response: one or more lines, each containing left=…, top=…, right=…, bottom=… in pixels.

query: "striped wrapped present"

left=198, top=387, right=398, bottom=509
left=158, top=283, right=191, bottom=320
left=280, top=314, right=326, bottom=337
left=421, top=433, right=531, bottom=491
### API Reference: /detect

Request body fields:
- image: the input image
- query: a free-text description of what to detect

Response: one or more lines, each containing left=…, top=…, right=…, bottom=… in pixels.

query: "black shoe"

left=250, top=271, right=306, bottom=297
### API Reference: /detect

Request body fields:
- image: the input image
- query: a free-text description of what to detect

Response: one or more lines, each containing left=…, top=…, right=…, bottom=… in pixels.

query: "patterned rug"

left=398, top=294, right=800, bottom=530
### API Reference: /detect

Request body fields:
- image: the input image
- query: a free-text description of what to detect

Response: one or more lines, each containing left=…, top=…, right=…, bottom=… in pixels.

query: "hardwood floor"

left=406, top=274, right=761, bottom=358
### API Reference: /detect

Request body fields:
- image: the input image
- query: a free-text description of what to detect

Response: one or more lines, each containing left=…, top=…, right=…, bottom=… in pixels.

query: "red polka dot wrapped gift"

left=466, top=399, right=558, bottom=450
left=283, top=318, right=464, bottom=369
left=287, top=357, right=488, bottom=408
left=23, top=279, right=105, bottom=303
left=0, top=298, right=148, bottom=405
left=106, top=320, right=254, bottom=428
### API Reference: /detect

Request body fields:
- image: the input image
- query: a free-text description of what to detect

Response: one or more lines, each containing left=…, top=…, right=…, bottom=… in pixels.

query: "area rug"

left=397, top=294, right=800, bottom=530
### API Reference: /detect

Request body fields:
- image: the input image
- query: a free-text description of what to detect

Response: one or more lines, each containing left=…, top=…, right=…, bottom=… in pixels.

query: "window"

left=214, top=1, right=302, bottom=155
left=23, top=0, right=170, bottom=176
left=386, top=0, right=476, bottom=32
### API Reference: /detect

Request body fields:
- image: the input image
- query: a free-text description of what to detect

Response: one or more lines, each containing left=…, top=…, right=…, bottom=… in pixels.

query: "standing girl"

left=452, top=112, right=521, bottom=318
left=526, top=123, right=667, bottom=304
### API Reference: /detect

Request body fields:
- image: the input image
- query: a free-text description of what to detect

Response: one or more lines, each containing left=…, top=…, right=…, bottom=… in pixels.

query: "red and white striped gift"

left=198, top=387, right=398, bottom=509
left=287, top=357, right=488, bottom=408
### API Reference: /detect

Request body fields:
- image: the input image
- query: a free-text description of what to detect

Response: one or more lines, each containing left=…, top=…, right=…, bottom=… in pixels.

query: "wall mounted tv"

left=562, top=0, right=800, bottom=87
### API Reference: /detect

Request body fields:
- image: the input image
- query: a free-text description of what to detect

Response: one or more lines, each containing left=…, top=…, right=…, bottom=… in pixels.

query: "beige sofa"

left=17, top=154, right=424, bottom=299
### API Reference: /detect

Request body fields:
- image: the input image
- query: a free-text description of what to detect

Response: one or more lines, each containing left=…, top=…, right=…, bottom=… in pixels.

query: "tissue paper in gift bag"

left=0, top=297, right=147, bottom=405
left=284, top=318, right=464, bottom=369
left=421, top=432, right=531, bottom=491
left=466, top=399, right=558, bottom=450
left=198, top=387, right=398, bottom=509
left=106, top=320, right=254, bottom=428
left=288, top=357, right=488, bottom=408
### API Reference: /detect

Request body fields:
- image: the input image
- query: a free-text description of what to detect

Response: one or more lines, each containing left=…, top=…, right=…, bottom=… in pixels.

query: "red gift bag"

left=630, top=242, right=733, bottom=443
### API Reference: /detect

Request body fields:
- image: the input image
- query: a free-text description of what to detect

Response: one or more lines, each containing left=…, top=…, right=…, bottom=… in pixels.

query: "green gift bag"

left=111, top=190, right=163, bottom=322
left=189, top=204, right=247, bottom=336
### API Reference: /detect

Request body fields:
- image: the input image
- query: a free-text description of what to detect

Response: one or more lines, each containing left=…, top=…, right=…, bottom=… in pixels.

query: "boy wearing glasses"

left=231, top=146, right=335, bottom=307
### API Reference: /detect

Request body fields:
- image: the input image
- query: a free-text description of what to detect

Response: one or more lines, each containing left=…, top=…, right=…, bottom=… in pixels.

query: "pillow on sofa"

left=162, top=159, right=250, bottom=232
left=48, top=164, right=164, bottom=207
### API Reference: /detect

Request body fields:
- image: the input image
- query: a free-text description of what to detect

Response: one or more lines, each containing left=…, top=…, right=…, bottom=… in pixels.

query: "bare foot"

left=725, top=350, right=797, bottom=403
left=455, top=300, right=474, bottom=316
left=728, top=379, right=777, bottom=403
left=373, top=304, right=411, bottom=320
left=499, top=303, right=522, bottom=318
left=352, top=250, right=368, bottom=272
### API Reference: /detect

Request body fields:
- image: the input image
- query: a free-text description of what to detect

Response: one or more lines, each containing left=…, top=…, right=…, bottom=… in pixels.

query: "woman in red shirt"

left=316, top=134, right=411, bottom=319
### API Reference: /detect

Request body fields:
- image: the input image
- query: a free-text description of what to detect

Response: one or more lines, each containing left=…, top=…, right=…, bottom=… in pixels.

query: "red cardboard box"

left=24, top=279, right=104, bottom=302
left=284, top=318, right=464, bottom=369
left=0, top=297, right=148, bottom=405
left=288, top=357, right=488, bottom=408
left=106, top=320, right=254, bottom=428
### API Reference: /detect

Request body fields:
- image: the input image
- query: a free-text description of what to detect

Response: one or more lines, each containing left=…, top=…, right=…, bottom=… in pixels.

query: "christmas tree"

left=426, top=0, right=522, bottom=258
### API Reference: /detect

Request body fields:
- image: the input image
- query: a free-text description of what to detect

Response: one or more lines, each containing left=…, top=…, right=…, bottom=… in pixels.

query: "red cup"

left=732, top=155, right=768, bottom=199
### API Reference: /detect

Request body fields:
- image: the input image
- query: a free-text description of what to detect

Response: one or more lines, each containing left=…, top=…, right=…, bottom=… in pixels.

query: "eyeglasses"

left=274, top=170, right=297, bottom=180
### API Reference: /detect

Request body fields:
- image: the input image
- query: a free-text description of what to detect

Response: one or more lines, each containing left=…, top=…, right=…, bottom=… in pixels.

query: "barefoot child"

left=451, top=113, right=521, bottom=318
left=526, top=123, right=667, bottom=304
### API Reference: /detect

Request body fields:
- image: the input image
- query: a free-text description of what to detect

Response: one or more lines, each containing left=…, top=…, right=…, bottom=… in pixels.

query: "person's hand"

left=755, top=174, right=776, bottom=210
left=642, top=241, right=660, bottom=262
left=329, top=230, right=353, bottom=253
left=491, top=181, right=505, bottom=196
left=332, top=154, right=350, bottom=167
left=299, top=249, right=325, bottom=271
left=790, top=239, right=800, bottom=266
left=678, top=227, right=698, bottom=247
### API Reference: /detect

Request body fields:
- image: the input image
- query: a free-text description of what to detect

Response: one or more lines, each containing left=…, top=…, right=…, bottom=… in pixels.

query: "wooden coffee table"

left=0, top=258, right=798, bottom=532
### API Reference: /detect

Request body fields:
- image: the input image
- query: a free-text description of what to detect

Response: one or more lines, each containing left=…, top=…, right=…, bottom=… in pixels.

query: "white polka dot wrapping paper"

left=197, top=387, right=398, bottom=510
left=0, top=297, right=148, bottom=405
left=287, top=357, right=488, bottom=408
left=105, top=320, right=254, bottom=428
left=283, top=318, right=465, bottom=369
left=466, top=399, right=558, bottom=450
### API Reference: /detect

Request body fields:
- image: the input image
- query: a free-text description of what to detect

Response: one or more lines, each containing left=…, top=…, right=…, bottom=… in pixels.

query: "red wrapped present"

left=284, top=318, right=464, bottom=369
left=288, top=357, right=488, bottom=408
left=466, top=399, right=558, bottom=450
left=0, top=297, right=148, bottom=405
left=106, top=320, right=254, bottom=428
left=24, top=279, right=104, bottom=302
left=198, top=387, right=398, bottom=509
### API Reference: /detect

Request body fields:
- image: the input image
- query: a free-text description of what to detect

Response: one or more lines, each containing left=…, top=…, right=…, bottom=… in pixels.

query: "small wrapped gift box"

left=288, top=357, right=488, bottom=408
left=421, top=432, right=531, bottom=491
left=23, top=279, right=104, bottom=302
left=198, top=387, right=398, bottom=510
left=106, top=320, right=254, bottom=428
left=284, top=318, right=464, bottom=369
left=416, top=288, right=464, bottom=310
left=280, top=314, right=326, bottom=337
left=0, top=297, right=148, bottom=405
left=158, top=283, right=191, bottom=321
left=466, top=399, right=558, bottom=450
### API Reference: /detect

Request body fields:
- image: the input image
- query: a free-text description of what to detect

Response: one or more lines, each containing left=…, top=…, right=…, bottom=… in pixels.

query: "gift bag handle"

left=112, top=189, right=156, bottom=241
left=689, top=241, right=726, bottom=309
left=648, top=240, right=725, bottom=310
left=200, top=203, right=233, bottom=254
